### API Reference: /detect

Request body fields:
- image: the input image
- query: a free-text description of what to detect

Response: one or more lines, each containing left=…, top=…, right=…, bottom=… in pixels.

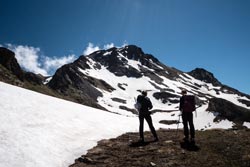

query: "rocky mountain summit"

left=46, top=45, right=250, bottom=127
left=188, top=68, right=222, bottom=86
left=47, top=45, right=180, bottom=109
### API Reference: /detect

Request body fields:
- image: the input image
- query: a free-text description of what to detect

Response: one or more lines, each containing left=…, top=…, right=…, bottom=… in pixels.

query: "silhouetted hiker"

left=179, top=89, right=196, bottom=144
left=136, top=91, right=158, bottom=143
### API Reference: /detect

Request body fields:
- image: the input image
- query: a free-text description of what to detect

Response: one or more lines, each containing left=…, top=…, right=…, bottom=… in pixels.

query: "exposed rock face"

left=220, top=85, right=250, bottom=98
left=188, top=68, right=222, bottom=86
left=88, top=45, right=181, bottom=80
left=88, top=47, right=142, bottom=78
left=47, top=60, right=114, bottom=110
left=24, top=72, right=46, bottom=85
left=0, top=64, right=23, bottom=86
left=0, top=47, right=24, bottom=80
left=207, top=97, right=250, bottom=124
left=153, top=92, right=180, bottom=104
left=238, top=99, right=250, bottom=107
left=188, top=68, right=250, bottom=98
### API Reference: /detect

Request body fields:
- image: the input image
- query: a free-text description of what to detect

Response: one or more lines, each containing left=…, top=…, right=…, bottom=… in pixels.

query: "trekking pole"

left=194, top=104, right=202, bottom=118
left=175, top=112, right=181, bottom=138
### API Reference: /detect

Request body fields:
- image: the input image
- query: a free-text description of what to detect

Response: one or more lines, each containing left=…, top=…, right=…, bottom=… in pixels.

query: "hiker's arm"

left=179, top=97, right=183, bottom=111
left=148, top=99, right=153, bottom=110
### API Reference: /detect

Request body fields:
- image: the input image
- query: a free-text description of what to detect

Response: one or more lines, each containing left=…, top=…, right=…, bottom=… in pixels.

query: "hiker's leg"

left=182, top=112, right=189, bottom=139
left=188, top=112, right=195, bottom=139
left=139, top=115, right=144, bottom=140
left=145, top=114, right=158, bottom=139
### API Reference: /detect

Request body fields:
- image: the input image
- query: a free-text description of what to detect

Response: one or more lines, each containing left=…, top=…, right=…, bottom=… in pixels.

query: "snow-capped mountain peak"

left=46, top=45, right=250, bottom=127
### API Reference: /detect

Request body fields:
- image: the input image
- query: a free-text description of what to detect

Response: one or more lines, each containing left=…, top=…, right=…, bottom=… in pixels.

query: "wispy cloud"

left=44, top=55, right=76, bottom=72
left=104, top=43, right=115, bottom=50
left=7, top=44, right=48, bottom=75
left=83, top=43, right=100, bottom=55
left=121, top=41, right=128, bottom=47
left=5, top=44, right=76, bottom=76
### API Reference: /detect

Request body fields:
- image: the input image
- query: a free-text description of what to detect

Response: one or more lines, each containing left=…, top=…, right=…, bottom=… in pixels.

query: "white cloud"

left=83, top=43, right=100, bottom=55
left=7, top=44, right=48, bottom=75
left=104, top=43, right=114, bottom=50
left=44, top=55, right=76, bottom=72
left=6, top=44, right=76, bottom=76
left=121, top=40, right=128, bottom=47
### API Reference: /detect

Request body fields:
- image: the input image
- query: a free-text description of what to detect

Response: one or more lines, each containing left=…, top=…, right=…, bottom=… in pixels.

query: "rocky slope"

left=70, top=128, right=250, bottom=167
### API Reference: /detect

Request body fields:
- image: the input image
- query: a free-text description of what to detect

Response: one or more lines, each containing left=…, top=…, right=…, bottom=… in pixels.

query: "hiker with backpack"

left=136, top=91, right=159, bottom=143
left=179, top=89, right=196, bottom=144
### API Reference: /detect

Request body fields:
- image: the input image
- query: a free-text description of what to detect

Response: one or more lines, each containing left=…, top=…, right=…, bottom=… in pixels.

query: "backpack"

left=134, top=101, right=141, bottom=110
left=134, top=97, right=141, bottom=110
left=183, top=95, right=196, bottom=112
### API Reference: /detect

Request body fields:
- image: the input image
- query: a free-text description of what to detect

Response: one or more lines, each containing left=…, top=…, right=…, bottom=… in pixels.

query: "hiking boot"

left=190, top=138, right=195, bottom=145
left=183, top=137, right=189, bottom=143
left=138, top=138, right=144, bottom=143
left=153, top=137, right=159, bottom=142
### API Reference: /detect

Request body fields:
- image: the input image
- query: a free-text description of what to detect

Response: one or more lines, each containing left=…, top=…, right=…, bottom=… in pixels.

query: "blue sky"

left=0, top=0, right=249, bottom=94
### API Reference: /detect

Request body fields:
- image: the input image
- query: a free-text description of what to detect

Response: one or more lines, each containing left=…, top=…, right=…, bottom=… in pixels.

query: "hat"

left=142, top=91, right=147, bottom=96
left=181, top=89, right=187, bottom=95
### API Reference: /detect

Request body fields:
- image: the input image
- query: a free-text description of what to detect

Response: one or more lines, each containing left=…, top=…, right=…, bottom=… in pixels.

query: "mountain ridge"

left=1, top=45, right=250, bottom=128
